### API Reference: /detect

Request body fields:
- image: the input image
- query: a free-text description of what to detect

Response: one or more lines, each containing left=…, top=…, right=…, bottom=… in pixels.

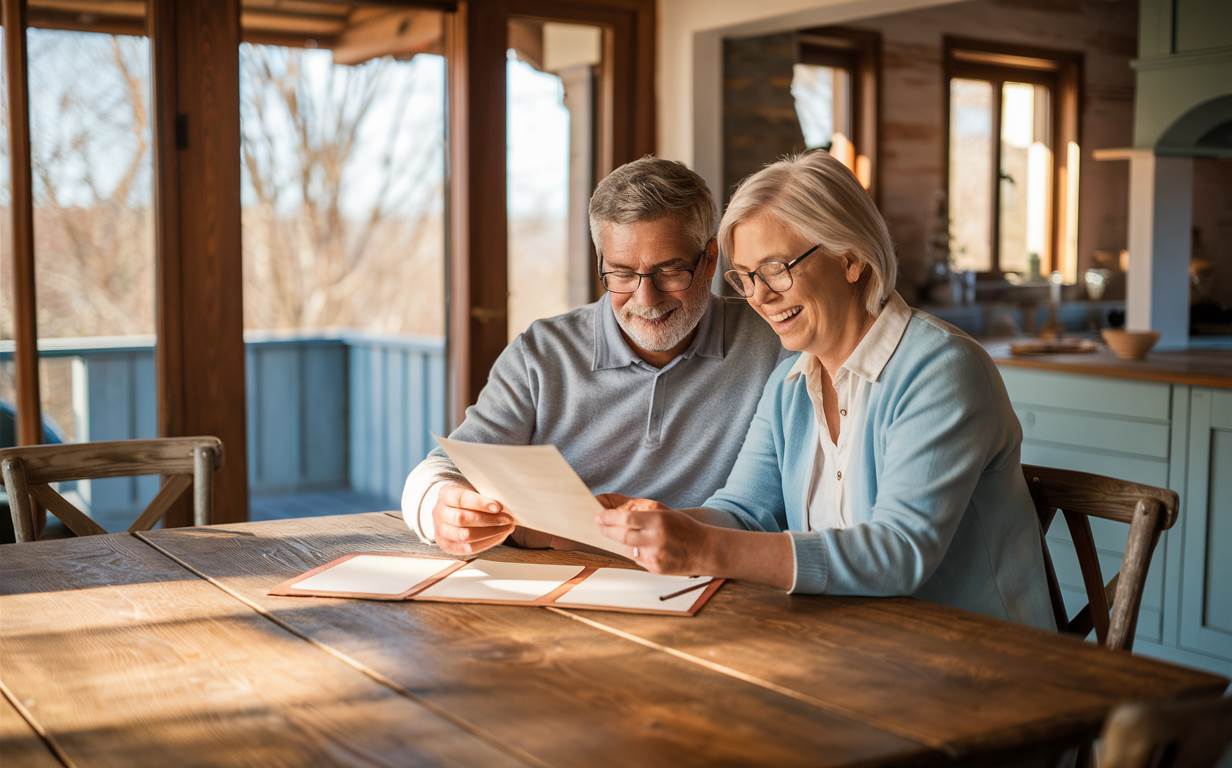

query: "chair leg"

left=2, top=458, right=37, bottom=543
left=193, top=446, right=214, bottom=527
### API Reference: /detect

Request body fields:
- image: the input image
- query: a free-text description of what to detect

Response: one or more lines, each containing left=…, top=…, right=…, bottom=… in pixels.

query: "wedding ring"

left=632, top=546, right=640, bottom=559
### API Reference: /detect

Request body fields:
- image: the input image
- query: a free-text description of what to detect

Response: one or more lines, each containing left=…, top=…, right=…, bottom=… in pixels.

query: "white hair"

left=718, top=152, right=897, bottom=314
left=588, top=156, right=717, bottom=267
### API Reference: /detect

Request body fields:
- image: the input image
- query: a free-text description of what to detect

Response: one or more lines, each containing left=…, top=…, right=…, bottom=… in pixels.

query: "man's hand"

left=595, top=494, right=715, bottom=575
left=431, top=482, right=515, bottom=556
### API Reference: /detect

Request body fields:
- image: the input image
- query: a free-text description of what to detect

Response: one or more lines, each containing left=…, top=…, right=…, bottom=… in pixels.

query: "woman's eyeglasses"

left=723, top=244, right=820, bottom=298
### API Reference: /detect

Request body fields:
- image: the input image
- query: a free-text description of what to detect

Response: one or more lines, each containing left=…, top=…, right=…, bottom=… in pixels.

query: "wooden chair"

left=0, top=437, right=222, bottom=543
left=1023, top=464, right=1179, bottom=652
left=1099, top=696, right=1232, bottom=768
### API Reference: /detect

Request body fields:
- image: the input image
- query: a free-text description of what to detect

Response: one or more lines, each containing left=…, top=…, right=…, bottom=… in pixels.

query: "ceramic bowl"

left=1101, top=329, right=1160, bottom=360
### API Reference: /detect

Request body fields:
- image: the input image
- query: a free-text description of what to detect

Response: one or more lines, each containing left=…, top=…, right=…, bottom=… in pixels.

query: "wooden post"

left=1127, top=151, right=1192, bottom=349
left=3, top=0, right=41, bottom=451
left=445, top=0, right=509, bottom=427
left=4, top=0, right=47, bottom=536
left=148, top=0, right=249, bottom=524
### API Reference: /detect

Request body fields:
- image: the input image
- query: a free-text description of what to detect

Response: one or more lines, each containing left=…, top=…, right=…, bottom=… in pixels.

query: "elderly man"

left=402, top=157, right=782, bottom=555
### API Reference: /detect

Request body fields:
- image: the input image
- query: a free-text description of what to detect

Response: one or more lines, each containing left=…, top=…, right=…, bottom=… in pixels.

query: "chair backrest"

left=1100, top=696, right=1232, bottom=768
left=0, top=437, right=223, bottom=542
left=1022, top=464, right=1178, bottom=652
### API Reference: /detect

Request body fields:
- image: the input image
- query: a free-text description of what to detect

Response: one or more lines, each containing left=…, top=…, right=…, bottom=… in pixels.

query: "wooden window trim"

left=796, top=26, right=881, bottom=204
left=798, top=28, right=881, bottom=198
left=446, top=0, right=654, bottom=425
left=943, top=36, right=1083, bottom=280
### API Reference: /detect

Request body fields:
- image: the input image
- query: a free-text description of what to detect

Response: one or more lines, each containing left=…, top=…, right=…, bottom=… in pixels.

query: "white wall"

left=656, top=0, right=961, bottom=195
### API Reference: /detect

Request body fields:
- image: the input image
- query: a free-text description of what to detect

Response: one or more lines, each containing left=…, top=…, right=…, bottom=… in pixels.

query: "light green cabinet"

left=1180, top=388, right=1232, bottom=661
left=998, top=367, right=1232, bottom=677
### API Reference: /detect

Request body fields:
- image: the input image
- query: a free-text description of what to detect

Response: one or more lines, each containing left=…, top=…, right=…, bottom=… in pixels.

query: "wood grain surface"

left=0, top=533, right=519, bottom=767
left=141, top=514, right=937, bottom=767
left=542, top=549, right=1229, bottom=759
left=9, top=511, right=1227, bottom=766
left=143, top=513, right=1229, bottom=763
left=317, top=520, right=1225, bottom=759
left=0, top=687, right=61, bottom=768
left=0, top=438, right=222, bottom=485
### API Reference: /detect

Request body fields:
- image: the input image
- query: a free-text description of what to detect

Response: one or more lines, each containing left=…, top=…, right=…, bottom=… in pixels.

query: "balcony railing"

left=0, top=333, right=446, bottom=518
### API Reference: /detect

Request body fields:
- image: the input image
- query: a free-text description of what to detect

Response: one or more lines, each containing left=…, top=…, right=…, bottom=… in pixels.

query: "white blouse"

left=788, top=292, right=913, bottom=534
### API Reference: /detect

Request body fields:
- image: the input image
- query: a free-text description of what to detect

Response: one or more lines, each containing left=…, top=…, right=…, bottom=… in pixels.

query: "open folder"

left=269, top=552, right=723, bottom=617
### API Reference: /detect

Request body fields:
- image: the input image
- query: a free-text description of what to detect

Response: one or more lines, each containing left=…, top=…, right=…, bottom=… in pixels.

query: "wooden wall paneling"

left=3, top=1, right=42, bottom=451
left=301, top=341, right=347, bottom=486
left=149, top=0, right=249, bottom=524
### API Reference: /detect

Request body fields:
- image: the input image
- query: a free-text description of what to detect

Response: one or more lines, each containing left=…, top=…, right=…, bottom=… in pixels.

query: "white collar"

left=787, top=291, right=912, bottom=384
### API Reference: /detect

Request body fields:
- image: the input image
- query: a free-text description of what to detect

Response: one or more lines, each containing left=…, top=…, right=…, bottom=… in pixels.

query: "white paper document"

left=436, top=436, right=632, bottom=558
left=555, top=569, right=713, bottom=613
left=291, top=554, right=452, bottom=596
left=416, top=559, right=585, bottom=602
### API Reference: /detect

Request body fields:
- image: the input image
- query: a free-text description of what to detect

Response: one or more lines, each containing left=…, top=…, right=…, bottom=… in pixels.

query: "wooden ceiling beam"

left=241, top=10, right=348, bottom=36
left=331, top=8, right=443, bottom=64
left=26, top=10, right=144, bottom=36
left=507, top=18, right=543, bottom=70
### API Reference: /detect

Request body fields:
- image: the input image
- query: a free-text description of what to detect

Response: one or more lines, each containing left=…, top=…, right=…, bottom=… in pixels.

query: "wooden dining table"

left=2, top=512, right=1227, bottom=767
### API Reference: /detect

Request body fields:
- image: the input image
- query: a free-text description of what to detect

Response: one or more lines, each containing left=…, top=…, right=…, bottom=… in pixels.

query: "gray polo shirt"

left=402, top=292, right=784, bottom=542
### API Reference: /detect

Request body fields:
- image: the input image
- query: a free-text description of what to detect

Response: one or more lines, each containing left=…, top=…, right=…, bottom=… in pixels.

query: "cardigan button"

left=836, top=471, right=843, bottom=481
left=840, top=408, right=847, bottom=417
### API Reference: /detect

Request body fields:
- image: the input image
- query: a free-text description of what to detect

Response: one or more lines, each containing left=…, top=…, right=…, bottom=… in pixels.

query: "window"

left=945, top=39, right=1081, bottom=280
left=19, top=10, right=159, bottom=529
left=238, top=6, right=449, bottom=516
left=792, top=29, right=879, bottom=194
left=506, top=20, right=602, bottom=339
left=2, top=0, right=654, bottom=527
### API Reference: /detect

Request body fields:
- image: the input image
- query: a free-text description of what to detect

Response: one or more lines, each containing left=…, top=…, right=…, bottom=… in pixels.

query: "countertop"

left=984, top=340, right=1232, bottom=389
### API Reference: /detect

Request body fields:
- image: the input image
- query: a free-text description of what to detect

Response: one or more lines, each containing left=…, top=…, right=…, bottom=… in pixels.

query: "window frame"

left=943, top=37, right=1082, bottom=280
left=3, top=0, right=655, bottom=523
left=796, top=26, right=881, bottom=203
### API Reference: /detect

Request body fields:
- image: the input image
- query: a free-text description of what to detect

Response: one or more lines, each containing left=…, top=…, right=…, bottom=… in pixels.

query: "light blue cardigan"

left=704, top=310, right=1057, bottom=630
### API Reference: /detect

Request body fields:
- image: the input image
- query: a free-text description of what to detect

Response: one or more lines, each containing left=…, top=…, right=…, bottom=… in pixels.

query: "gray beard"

left=615, top=292, right=709, bottom=352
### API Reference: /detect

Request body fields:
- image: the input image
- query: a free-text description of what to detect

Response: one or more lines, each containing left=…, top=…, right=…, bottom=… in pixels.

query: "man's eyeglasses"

left=723, top=244, right=820, bottom=298
left=600, top=252, right=705, bottom=294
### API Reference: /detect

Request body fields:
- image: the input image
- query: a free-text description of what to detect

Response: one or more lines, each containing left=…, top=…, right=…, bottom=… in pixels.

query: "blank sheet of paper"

left=555, top=569, right=713, bottom=613
left=291, top=555, right=453, bottom=596
left=415, top=559, right=585, bottom=602
left=436, top=436, right=631, bottom=558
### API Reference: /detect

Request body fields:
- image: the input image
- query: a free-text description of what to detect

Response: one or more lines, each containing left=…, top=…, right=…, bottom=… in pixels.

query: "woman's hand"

left=595, top=494, right=716, bottom=575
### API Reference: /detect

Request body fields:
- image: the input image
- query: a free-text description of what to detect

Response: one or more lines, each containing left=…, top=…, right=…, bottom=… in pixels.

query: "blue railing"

left=0, top=333, right=446, bottom=515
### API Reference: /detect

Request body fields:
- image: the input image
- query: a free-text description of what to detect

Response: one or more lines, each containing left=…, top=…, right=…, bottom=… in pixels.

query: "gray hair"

left=718, top=152, right=897, bottom=314
left=589, top=156, right=717, bottom=267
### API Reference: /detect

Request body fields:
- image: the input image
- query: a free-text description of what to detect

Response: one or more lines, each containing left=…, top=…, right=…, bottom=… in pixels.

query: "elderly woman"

left=597, top=151, right=1055, bottom=628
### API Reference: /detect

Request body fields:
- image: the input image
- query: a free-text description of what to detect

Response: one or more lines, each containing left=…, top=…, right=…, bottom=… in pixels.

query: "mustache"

left=620, top=300, right=681, bottom=321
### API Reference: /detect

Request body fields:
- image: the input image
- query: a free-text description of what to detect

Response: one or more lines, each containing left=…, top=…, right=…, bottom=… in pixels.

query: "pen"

left=658, top=578, right=714, bottom=602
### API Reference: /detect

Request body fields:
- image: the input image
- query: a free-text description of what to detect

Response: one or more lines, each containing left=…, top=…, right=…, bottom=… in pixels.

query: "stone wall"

left=722, top=32, right=804, bottom=202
